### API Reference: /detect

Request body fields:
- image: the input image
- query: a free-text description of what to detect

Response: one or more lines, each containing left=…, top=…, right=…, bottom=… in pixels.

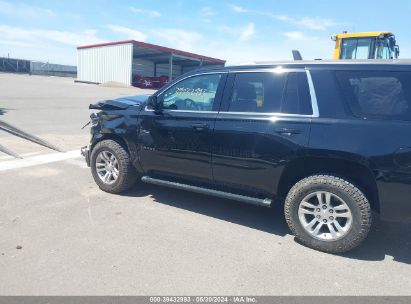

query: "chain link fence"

left=0, top=57, right=77, bottom=77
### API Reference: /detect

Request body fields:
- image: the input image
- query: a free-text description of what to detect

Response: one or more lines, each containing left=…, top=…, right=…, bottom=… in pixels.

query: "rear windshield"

left=335, top=70, right=411, bottom=121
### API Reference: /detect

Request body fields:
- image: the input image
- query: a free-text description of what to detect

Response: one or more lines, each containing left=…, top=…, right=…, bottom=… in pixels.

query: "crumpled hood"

left=89, top=94, right=150, bottom=110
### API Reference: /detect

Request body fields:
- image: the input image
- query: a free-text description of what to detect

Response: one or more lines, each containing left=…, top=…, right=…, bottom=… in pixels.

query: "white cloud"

left=130, top=7, right=161, bottom=18
left=229, top=4, right=272, bottom=16
left=283, top=31, right=308, bottom=41
left=0, top=39, right=42, bottom=48
left=219, top=23, right=256, bottom=42
left=188, top=40, right=293, bottom=65
left=239, top=23, right=255, bottom=42
left=229, top=4, right=248, bottom=13
left=0, top=25, right=105, bottom=46
left=106, top=24, right=147, bottom=41
left=0, top=1, right=54, bottom=18
left=229, top=4, right=337, bottom=31
left=151, top=29, right=202, bottom=51
left=0, top=25, right=106, bottom=64
left=194, top=27, right=334, bottom=64
left=200, top=6, right=216, bottom=23
left=201, top=6, right=216, bottom=17
left=277, top=15, right=337, bottom=31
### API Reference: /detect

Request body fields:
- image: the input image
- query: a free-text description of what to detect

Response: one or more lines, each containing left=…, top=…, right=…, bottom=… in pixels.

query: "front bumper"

left=81, top=145, right=91, bottom=167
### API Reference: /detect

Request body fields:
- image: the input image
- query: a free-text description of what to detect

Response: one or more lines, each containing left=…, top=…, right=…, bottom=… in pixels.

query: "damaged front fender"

left=89, top=95, right=150, bottom=110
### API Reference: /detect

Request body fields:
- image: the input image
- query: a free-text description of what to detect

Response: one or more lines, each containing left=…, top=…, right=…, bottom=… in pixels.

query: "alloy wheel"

left=298, top=191, right=353, bottom=241
left=95, top=150, right=119, bottom=185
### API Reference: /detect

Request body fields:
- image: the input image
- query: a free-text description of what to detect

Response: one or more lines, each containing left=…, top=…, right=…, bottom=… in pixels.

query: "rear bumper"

left=81, top=145, right=90, bottom=167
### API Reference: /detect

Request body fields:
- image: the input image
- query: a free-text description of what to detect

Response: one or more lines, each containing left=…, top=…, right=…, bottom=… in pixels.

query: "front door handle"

left=191, top=123, right=209, bottom=131
left=276, top=128, right=301, bottom=136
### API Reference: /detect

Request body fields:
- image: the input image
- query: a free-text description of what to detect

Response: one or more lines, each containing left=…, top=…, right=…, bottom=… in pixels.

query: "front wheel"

left=90, top=140, right=138, bottom=193
left=284, top=175, right=372, bottom=253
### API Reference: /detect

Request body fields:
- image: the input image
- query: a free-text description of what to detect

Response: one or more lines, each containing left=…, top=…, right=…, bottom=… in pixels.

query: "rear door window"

left=227, top=72, right=313, bottom=115
left=336, top=71, right=411, bottom=121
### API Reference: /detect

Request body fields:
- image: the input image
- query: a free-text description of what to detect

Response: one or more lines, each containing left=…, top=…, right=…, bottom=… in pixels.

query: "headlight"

left=90, top=113, right=99, bottom=126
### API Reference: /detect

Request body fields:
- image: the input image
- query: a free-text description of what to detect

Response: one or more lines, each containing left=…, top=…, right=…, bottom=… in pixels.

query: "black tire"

left=284, top=175, right=372, bottom=253
left=90, top=140, right=138, bottom=193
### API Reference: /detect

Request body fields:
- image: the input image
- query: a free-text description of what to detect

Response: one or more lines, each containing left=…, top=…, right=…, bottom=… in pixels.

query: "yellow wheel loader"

left=332, top=31, right=400, bottom=60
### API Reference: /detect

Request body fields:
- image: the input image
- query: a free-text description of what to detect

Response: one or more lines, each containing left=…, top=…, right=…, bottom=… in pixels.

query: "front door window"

left=160, top=74, right=222, bottom=111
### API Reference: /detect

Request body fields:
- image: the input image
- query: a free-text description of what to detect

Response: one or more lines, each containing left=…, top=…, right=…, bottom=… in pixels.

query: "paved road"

left=0, top=73, right=151, bottom=154
left=0, top=73, right=411, bottom=295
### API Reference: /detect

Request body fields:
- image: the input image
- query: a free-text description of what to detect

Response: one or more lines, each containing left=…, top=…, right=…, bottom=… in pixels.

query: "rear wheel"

left=90, top=140, right=138, bottom=193
left=284, top=175, right=372, bottom=253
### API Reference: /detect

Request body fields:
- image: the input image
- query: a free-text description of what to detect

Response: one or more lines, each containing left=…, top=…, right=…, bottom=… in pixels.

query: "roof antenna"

left=292, top=50, right=303, bottom=61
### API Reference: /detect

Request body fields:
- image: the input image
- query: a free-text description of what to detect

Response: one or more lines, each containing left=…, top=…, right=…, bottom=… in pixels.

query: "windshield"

left=341, top=36, right=397, bottom=60
left=340, top=38, right=374, bottom=59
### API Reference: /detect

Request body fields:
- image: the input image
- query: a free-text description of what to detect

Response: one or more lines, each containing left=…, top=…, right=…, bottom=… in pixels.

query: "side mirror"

left=395, top=45, right=400, bottom=59
left=148, top=95, right=163, bottom=114
left=148, top=95, right=159, bottom=109
left=388, top=37, right=396, bottom=49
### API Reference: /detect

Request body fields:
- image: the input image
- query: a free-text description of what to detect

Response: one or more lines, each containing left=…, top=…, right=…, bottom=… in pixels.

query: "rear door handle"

left=276, top=128, right=301, bottom=135
left=191, top=123, right=209, bottom=131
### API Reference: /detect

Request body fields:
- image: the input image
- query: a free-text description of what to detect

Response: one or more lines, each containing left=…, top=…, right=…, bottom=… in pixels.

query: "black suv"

left=82, top=61, right=411, bottom=253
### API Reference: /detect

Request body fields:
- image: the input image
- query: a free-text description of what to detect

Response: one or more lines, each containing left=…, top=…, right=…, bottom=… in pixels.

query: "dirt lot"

left=0, top=73, right=411, bottom=295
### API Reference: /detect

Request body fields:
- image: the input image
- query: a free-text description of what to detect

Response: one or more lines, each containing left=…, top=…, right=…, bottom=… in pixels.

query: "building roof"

left=77, top=40, right=226, bottom=64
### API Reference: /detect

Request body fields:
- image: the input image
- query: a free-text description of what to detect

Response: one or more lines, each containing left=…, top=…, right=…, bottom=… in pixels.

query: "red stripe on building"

left=77, top=40, right=226, bottom=64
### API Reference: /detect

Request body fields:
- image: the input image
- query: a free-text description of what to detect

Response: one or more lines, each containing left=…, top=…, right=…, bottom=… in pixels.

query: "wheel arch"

left=277, top=156, right=380, bottom=213
left=91, top=133, right=130, bottom=154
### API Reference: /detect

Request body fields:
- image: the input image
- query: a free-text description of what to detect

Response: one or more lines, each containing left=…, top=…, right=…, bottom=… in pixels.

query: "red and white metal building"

left=77, top=40, right=226, bottom=88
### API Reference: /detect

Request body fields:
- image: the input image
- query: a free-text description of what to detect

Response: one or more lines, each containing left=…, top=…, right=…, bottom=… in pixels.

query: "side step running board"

left=141, top=176, right=272, bottom=207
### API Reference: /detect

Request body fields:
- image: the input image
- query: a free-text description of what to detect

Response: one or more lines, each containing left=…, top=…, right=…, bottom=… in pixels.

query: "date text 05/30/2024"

left=149, top=297, right=257, bottom=303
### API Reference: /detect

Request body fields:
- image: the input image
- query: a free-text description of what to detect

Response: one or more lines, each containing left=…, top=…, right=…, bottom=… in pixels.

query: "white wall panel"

left=77, top=43, right=133, bottom=85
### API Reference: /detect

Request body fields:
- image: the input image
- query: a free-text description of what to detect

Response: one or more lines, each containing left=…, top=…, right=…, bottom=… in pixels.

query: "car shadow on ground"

left=341, top=216, right=411, bottom=264
left=124, top=183, right=290, bottom=236
left=124, top=184, right=411, bottom=265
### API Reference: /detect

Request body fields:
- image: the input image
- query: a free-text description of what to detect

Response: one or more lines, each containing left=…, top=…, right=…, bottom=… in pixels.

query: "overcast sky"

left=0, top=0, right=410, bottom=65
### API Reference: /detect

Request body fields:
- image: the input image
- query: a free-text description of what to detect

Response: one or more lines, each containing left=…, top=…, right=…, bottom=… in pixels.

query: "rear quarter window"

left=335, top=70, right=411, bottom=121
